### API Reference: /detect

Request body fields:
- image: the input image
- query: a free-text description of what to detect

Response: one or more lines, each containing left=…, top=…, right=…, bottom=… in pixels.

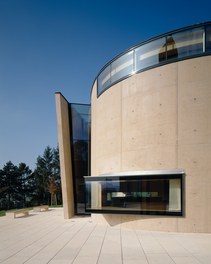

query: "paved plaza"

left=0, top=208, right=211, bottom=264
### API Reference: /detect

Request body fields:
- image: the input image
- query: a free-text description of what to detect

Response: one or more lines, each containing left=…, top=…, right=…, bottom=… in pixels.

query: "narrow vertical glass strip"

left=206, top=26, right=211, bottom=52
left=203, top=30, right=206, bottom=52
left=69, top=103, right=91, bottom=214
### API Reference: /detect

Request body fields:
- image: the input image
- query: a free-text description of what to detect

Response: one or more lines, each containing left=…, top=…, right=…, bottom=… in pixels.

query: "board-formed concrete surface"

left=0, top=208, right=211, bottom=264
left=91, top=56, right=211, bottom=233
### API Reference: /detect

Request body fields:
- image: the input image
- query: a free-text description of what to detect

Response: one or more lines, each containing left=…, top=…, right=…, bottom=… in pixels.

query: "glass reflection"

left=111, top=51, right=133, bottom=83
left=69, top=103, right=91, bottom=214
left=170, top=28, right=204, bottom=58
left=85, top=175, right=183, bottom=215
left=97, top=23, right=210, bottom=97
left=135, top=38, right=166, bottom=70
left=97, top=65, right=111, bottom=95
left=166, top=36, right=178, bottom=60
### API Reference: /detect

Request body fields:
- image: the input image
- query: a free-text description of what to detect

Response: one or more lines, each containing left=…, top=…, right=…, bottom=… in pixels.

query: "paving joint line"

left=44, top=220, right=91, bottom=264
left=0, top=218, right=75, bottom=263
left=96, top=225, right=108, bottom=264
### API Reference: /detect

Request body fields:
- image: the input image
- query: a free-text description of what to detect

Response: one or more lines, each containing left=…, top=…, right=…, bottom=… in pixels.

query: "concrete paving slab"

left=0, top=208, right=211, bottom=264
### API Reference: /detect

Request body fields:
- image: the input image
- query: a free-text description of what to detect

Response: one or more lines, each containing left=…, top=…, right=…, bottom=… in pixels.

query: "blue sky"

left=0, top=0, right=210, bottom=169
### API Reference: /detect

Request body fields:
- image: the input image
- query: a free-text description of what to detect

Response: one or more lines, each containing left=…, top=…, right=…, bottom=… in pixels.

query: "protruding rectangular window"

left=84, top=170, right=184, bottom=216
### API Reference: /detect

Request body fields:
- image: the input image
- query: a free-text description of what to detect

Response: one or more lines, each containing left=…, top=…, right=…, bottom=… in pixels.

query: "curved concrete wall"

left=91, top=56, right=211, bottom=232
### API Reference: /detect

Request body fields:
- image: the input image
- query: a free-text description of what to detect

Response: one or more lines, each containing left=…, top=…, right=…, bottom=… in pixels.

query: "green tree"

left=48, top=176, right=57, bottom=206
left=52, top=146, right=62, bottom=204
left=52, top=146, right=60, bottom=179
left=0, top=145, right=61, bottom=209
left=0, top=161, right=20, bottom=209
left=17, top=163, right=34, bottom=207
left=0, top=162, right=35, bottom=210
left=34, top=146, right=53, bottom=205
left=34, top=146, right=61, bottom=205
left=0, top=168, right=7, bottom=209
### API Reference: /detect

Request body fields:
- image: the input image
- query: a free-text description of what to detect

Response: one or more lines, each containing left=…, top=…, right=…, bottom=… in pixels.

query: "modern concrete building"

left=55, top=21, right=211, bottom=233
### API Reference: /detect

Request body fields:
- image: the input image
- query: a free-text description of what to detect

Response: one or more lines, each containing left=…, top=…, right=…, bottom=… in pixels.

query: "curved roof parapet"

left=94, top=21, right=211, bottom=97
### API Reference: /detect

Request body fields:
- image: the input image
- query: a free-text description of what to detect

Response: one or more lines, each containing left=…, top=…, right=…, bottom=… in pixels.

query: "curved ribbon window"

left=97, top=22, right=211, bottom=97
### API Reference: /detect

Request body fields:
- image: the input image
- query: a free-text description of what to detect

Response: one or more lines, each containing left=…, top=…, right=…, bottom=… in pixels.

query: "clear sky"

left=0, top=0, right=210, bottom=170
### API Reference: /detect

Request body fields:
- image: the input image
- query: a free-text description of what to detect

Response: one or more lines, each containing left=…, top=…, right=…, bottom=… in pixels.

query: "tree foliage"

left=34, top=146, right=61, bottom=206
left=0, top=145, right=61, bottom=210
left=18, top=163, right=35, bottom=207
left=48, top=176, right=57, bottom=206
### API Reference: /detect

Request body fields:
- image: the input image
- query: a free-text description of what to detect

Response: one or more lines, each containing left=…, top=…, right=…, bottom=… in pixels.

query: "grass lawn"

left=0, top=211, right=6, bottom=217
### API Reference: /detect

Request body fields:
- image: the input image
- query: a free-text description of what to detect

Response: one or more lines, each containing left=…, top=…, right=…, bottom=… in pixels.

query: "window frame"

left=95, top=22, right=211, bottom=98
left=84, top=170, right=184, bottom=216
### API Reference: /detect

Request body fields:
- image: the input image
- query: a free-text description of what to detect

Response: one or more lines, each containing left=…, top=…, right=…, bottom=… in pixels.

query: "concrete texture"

left=55, top=93, right=74, bottom=219
left=91, top=56, right=211, bottom=232
left=0, top=208, right=211, bottom=264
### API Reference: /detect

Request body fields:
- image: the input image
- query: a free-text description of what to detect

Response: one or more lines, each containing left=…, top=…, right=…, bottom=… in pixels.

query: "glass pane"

left=97, top=65, right=111, bottom=95
left=169, top=179, right=181, bottom=211
left=71, top=104, right=90, bottom=141
left=69, top=103, right=91, bottom=214
left=85, top=174, right=183, bottom=215
left=135, top=37, right=166, bottom=71
left=206, top=26, right=211, bottom=52
left=166, top=36, right=179, bottom=60
left=111, top=51, right=134, bottom=84
left=169, top=27, right=204, bottom=59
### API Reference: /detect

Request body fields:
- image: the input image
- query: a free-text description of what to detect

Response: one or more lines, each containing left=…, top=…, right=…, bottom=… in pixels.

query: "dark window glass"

left=135, top=37, right=166, bottom=71
left=206, top=26, right=211, bottom=52
left=69, top=104, right=91, bottom=214
left=85, top=174, right=183, bottom=216
left=166, top=36, right=178, bottom=60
